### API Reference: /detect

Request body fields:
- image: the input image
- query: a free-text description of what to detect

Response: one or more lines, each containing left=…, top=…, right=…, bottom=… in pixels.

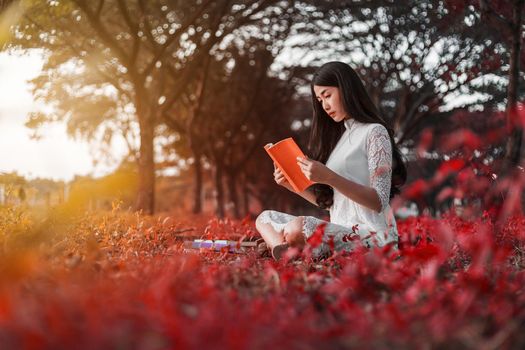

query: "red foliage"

left=439, top=129, right=482, bottom=154
left=403, top=179, right=430, bottom=201
left=416, top=128, right=433, bottom=158
left=307, top=222, right=327, bottom=248
left=1, top=208, right=525, bottom=348
left=437, top=159, right=465, bottom=176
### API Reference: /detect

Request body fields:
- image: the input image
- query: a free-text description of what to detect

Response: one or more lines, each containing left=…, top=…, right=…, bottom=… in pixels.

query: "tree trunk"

left=192, top=152, right=203, bottom=214
left=0, top=0, right=15, bottom=13
left=135, top=115, right=155, bottom=215
left=226, top=171, right=240, bottom=219
left=214, top=162, right=225, bottom=218
left=242, top=177, right=251, bottom=218
left=504, top=0, right=524, bottom=168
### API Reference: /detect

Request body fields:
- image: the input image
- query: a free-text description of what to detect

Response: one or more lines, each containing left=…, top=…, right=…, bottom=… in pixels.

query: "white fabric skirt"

left=257, top=209, right=390, bottom=257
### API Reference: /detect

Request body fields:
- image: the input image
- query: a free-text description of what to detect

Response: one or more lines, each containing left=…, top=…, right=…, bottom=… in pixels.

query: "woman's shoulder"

left=365, top=122, right=386, bottom=129
left=365, top=122, right=388, bottom=136
left=354, top=121, right=387, bottom=135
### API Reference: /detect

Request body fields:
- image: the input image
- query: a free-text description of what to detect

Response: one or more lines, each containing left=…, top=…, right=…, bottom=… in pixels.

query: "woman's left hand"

left=296, top=156, right=334, bottom=185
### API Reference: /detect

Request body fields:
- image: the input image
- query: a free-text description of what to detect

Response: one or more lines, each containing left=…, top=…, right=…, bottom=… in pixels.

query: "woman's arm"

left=289, top=186, right=325, bottom=209
left=326, top=173, right=382, bottom=213
left=294, top=157, right=379, bottom=211
left=295, top=126, right=392, bottom=214
left=326, top=124, right=392, bottom=214
left=274, top=166, right=325, bottom=209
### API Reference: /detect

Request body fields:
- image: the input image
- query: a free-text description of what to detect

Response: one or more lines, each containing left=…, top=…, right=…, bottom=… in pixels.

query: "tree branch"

left=72, top=0, right=131, bottom=69
left=141, top=0, right=216, bottom=77
left=479, top=0, right=513, bottom=31
left=95, top=0, right=104, bottom=17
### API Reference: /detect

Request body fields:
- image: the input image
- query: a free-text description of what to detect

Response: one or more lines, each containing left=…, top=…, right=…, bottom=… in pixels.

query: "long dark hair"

left=308, top=61, right=407, bottom=209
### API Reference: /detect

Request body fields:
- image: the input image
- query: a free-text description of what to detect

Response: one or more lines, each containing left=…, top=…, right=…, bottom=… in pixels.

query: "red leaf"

left=402, top=243, right=443, bottom=263
left=440, top=129, right=482, bottom=153
left=417, top=129, right=433, bottom=157
left=404, top=179, right=429, bottom=200
left=438, top=159, right=465, bottom=176
left=307, top=223, right=327, bottom=248
left=436, top=187, right=454, bottom=203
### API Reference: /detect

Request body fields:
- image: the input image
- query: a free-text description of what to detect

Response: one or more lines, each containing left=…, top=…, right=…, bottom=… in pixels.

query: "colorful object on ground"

left=183, top=239, right=257, bottom=253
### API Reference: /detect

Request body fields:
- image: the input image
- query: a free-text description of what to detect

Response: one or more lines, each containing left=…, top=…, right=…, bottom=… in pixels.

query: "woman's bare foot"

left=255, top=238, right=271, bottom=258
left=271, top=243, right=289, bottom=260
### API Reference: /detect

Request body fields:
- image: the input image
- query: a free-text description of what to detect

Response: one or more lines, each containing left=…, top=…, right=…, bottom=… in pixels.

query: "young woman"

left=255, top=61, right=407, bottom=260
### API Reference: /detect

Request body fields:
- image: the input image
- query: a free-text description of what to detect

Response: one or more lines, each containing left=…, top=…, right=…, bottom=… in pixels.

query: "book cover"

left=264, top=137, right=316, bottom=192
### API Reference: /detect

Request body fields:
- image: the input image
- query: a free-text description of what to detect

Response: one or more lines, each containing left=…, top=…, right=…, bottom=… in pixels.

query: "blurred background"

left=0, top=0, right=523, bottom=221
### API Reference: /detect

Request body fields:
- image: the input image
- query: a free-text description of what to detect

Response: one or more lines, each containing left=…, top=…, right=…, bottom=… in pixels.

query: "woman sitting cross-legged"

left=255, top=61, right=407, bottom=260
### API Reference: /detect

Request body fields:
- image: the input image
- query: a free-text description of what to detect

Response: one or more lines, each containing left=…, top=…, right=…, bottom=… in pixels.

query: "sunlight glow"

left=0, top=50, right=125, bottom=181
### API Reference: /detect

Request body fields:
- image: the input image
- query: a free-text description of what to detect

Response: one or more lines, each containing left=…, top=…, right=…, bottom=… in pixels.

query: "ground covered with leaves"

left=1, top=205, right=525, bottom=349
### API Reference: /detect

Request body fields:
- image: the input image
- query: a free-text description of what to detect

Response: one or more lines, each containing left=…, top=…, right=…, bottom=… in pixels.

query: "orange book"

left=264, top=137, right=316, bottom=192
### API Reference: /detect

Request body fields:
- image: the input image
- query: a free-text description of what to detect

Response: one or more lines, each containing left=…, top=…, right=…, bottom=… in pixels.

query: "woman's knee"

left=283, top=216, right=306, bottom=247
left=255, top=210, right=272, bottom=230
left=283, top=216, right=303, bottom=233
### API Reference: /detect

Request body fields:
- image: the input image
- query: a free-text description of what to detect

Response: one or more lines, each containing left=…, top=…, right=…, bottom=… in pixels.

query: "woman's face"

left=313, top=85, right=349, bottom=122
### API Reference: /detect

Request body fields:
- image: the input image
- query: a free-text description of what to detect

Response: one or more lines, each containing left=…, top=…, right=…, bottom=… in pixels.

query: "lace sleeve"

left=366, top=124, right=392, bottom=212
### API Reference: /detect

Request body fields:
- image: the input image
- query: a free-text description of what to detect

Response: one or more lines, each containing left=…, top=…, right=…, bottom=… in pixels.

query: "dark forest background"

left=2, top=0, right=525, bottom=220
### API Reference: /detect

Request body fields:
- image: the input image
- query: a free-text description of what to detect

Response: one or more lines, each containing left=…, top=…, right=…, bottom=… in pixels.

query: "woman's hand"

left=297, top=155, right=334, bottom=185
left=273, top=164, right=294, bottom=192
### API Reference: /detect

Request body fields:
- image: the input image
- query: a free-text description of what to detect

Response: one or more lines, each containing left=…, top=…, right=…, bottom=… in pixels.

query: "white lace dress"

left=257, top=118, right=398, bottom=256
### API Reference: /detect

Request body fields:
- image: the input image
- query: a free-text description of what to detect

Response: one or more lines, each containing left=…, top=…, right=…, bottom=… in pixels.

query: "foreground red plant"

left=0, top=207, right=524, bottom=349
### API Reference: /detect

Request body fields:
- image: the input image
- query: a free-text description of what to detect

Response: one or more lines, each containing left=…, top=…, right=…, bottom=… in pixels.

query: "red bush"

left=0, top=209, right=524, bottom=349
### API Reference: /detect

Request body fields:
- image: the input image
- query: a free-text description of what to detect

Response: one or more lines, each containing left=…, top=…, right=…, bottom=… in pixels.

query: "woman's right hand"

left=274, top=164, right=294, bottom=191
